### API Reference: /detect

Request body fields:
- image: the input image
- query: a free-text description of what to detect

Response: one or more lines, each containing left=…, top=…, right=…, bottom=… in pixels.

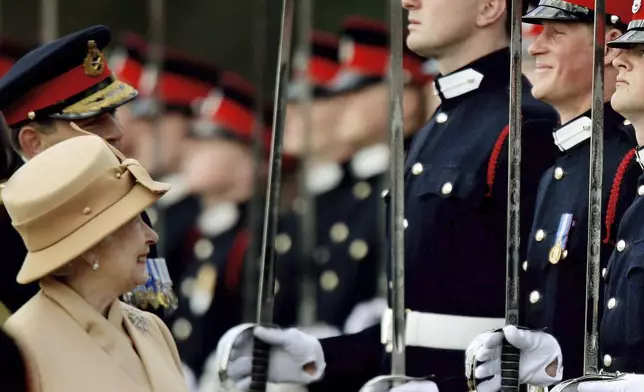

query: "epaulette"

left=603, top=148, right=637, bottom=244
left=225, top=230, right=250, bottom=291
left=486, top=125, right=510, bottom=197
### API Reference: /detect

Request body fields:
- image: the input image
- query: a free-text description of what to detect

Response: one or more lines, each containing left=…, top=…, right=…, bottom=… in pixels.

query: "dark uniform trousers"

left=523, top=105, right=639, bottom=380
left=601, top=163, right=644, bottom=374
left=166, top=204, right=248, bottom=378
left=273, top=163, right=385, bottom=331
left=309, top=48, right=560, bottom=392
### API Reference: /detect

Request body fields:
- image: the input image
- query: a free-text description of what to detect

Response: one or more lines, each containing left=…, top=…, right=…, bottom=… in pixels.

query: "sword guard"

left=359, top=375, right=434, bottom=392
left=550, top=373, right=624, bottom=392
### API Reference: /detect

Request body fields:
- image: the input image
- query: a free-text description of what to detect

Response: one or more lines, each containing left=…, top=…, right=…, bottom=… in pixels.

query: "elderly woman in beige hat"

left=0, top=133, right=189, bottom=392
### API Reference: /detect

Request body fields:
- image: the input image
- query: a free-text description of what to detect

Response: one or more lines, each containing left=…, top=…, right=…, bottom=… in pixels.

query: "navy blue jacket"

left=601, top=161, right=644, bottom=374
left=523, top=106, right=639, bottom=379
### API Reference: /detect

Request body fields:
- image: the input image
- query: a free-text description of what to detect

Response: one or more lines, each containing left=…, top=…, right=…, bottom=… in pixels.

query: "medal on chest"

left=549, top=213, right=575, bottom=264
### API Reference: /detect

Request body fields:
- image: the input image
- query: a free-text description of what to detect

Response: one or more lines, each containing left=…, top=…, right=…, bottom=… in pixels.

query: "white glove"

left=468, top=325, right=562, bottom=392
left=344, top=297, right=388, bottom=334
left=181, top=363, right=198, bottom=392
left=390, top=381, right=439, bottom=392
left=228, top=326, right=326, bottom=390
left=578, top=374, right=644, bottom=392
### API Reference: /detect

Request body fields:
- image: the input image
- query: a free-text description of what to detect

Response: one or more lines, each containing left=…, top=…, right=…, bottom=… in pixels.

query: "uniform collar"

left=306, top=161, right=344, bottom=195
left=553, top=104, right=627, bottom=152
left=349, top=143, right=390, bottom=179
left=157, top=173, right=190, bottom=208
left=434, top=48, right=510, bottom=109
left=197, top=202, right=240, bottom=237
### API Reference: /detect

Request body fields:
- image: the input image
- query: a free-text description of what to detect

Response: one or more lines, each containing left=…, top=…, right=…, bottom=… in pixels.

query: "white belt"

left=381, top=308, right=505, bottom=351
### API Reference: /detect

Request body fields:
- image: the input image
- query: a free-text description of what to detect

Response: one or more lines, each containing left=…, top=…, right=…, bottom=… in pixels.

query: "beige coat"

left=4, top=278, right=189, bottom=392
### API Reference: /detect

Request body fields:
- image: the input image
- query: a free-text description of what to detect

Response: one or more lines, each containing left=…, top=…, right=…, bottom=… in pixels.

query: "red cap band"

left=156, top=71, right=213, bottom=106
left=3, top=61, right=112, bottom=126
left=114, top=56, right=143, bottom=90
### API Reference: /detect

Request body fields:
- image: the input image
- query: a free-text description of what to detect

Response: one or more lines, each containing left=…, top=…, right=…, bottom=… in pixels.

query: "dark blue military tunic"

left=601, top=157, right=644, bottom=374
left=167, top=203, right=248, bottom=378
left=157, top=194, right=201, bottom=282
left=524, top=106, right=638, bottom=379
left=311, top=48, right=559, bottom=392
left=274, top=159, right=385, bottom=331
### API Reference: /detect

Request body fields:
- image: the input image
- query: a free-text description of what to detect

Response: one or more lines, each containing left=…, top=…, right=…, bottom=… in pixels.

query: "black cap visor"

left=522, top=0, right=592, bottom=24
left=608, top=21, right=644, bottom=48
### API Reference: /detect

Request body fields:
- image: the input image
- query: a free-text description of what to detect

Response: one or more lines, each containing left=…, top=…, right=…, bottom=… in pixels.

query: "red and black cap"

left=0, top=38, right=33, bottom=78
left=523, top=0, right=632, bottom=28
left=608, top=1, right=644, bottom=48
left=288, top=31, right=342, bottom=100
left=124, top=38, right=220, bottom=118
left=0, top=25, right=138, bottom=128
left=190, top=71, right=271, bottom=147
left=109, top=32, right=147, bottom=90
left=326, top=16, right=430, bottom=95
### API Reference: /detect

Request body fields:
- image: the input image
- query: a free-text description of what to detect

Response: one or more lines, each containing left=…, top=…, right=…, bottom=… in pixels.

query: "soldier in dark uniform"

left=519, top=0, right=638, bottom=384
left=166, top=70, right=270, bottom=384
left=0, top=26, right=142, bottom=313
left=467, top=4, right=644, bottom=392
left=208, top=0, right=560, bottom=390
left=575, top=5, right=644, bottom=390
left=111, top=34, right=220, bottom=283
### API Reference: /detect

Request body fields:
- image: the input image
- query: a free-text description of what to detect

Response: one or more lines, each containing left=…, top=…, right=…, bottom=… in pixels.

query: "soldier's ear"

left=477, top=0, right=507, bottom=29
left=604, top=28, right=625, bottom=66
left=17, top=125, right=45, bottom=160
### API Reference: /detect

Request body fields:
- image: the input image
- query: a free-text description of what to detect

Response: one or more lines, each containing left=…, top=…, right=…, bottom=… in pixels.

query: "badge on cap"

left=549, top=213, right=575, bottom=264
left=634, top=0, right=641, bottom=14
left=83, top=40, right=105, bottom=77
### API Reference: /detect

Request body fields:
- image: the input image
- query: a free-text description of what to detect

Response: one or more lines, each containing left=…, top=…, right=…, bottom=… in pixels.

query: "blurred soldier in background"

left=168, top=70, right=272, bottom=385
left=112, top=35, right=221, bottom=282
left=273, top=17, right=428, bottom=339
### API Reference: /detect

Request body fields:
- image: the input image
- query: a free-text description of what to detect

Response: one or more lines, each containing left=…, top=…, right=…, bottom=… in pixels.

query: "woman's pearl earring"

left=92, top=260, right=100, bottom=271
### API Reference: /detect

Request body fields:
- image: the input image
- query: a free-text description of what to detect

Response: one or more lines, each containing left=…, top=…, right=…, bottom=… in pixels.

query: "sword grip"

left=249, top=334, right=270, bottom=392
left=500, top=338, right=521, bottom=392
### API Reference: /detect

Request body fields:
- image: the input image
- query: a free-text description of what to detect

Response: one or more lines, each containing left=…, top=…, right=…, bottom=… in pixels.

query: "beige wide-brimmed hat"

left=1, top=133, right=170, bottom=284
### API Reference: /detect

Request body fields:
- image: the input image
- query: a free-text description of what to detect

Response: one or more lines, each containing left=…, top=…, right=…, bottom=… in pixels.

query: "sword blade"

left=500, top=1, right=523, bottom=390
left=584, top=0, right=605, bottom=376
left=250, top=0, right=295, bottom=390
left=388, top=0, right=406, bottom=379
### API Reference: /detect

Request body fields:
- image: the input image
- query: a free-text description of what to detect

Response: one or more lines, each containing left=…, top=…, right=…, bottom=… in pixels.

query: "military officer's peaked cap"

left=523, top=0, right=633, bottom=27
left=0, top=25, right=138, bottom=128
left=287, top=31, right=341, bottom=100
left=608, top=1, right=644, bottom=48
left=192, top=71, right=265, bottom=144
left=327, top=16, right=429, bottom=95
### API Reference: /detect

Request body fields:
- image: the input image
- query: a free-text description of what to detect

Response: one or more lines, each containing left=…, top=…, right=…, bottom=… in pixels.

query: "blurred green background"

left=0, top=0, right=387, bottom=92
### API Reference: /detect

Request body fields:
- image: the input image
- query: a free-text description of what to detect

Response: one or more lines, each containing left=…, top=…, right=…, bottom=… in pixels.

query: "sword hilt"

left=500, top=337, right=521, bottom=392
left=249, top=333, right=270, bottom=392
